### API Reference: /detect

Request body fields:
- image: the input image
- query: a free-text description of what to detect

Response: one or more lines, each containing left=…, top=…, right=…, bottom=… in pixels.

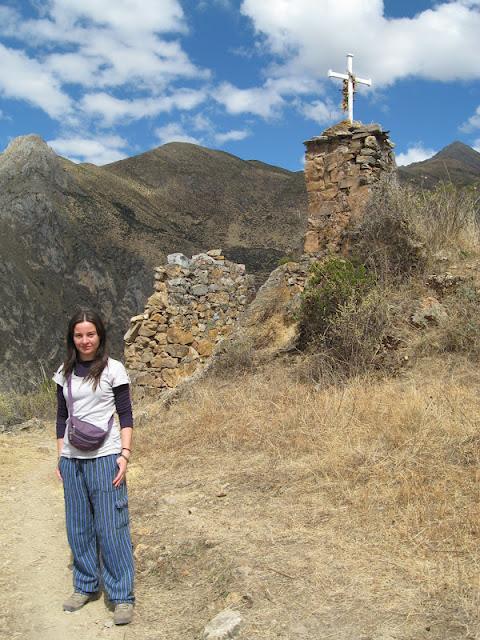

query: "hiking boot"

left=63, top=591, right=92, bottom=612
left=113, top=602, right=134, bottom=625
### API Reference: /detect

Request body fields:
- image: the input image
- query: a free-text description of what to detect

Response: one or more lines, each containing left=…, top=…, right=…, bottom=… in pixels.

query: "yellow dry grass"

left=130, top=356, right=480, bottom=639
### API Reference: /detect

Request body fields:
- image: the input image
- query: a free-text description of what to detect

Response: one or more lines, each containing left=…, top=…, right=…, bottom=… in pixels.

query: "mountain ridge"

left=398, top=140, right=480, bottom=187
left=0, top=135, right=307, bottom=390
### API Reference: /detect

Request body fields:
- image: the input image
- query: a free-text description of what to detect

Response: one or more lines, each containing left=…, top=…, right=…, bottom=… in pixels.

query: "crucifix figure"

left=328, top=53, right=371, bottom=123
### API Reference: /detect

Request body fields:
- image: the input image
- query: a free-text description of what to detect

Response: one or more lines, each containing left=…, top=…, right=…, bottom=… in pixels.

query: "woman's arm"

left=55, top=384, right=67, bottom=481
left=112, top=383, right=134, bottom=487
left=113, top=427, right=133, bottom=487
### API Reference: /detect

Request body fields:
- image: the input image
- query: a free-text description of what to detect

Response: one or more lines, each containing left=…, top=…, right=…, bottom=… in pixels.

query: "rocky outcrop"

left=124, top=251, right=255, bottom=394
left=304, top=122, right=396, bottom=253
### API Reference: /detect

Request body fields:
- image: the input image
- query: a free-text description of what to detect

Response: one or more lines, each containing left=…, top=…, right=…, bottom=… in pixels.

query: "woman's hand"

left=55, top=462, right=63, bottom=482
left=113, top=455, right=128, bottom=487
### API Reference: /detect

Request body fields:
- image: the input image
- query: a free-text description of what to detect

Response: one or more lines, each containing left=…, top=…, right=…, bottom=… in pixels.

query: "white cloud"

left=460, top=106, right=480, bottom=132
left=473, top=138, right=480, bottom=153
left=48, top=134, right=129, bottom=164
left=214, top=82, right=285, bottom=118
left=0, top=0, right=207, bottom=108
left=396, top=144, right=437, bottom=166
left=240, top=0, right=480, bottom=86
left=81, top=89, right=206, bottom=126
left=299, top=99, right=341, bottom=125
left=154, top=123, right=201, bottom=145
left=214, top=129, right=249, bottom=144
left=0, top=44, right=71, bottom=118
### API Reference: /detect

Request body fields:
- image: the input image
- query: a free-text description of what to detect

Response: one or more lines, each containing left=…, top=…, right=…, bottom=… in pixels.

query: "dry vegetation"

left=131, top=360, right=479, bottom=639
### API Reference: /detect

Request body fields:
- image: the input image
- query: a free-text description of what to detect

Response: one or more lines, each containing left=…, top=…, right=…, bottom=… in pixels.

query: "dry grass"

left=353, top=176, right=480, bottom=282
left=131, top=358, right=480, bottom=639
left=0, top=377, right=56, bottom=428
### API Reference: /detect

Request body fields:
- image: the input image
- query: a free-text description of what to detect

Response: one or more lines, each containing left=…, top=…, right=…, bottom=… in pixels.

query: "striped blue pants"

left=59, top=455, right=135, bottom=604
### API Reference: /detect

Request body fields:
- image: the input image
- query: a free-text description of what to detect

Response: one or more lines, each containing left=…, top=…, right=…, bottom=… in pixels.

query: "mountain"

left=0, top=135, right=307, bottom=390
left=398, top=141, right=480, bottom=187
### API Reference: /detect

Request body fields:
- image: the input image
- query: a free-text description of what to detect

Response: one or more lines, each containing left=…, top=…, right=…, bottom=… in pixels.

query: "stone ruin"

left=125, top=122, right=396, bottom=392
left=303, top=121, right=396, bottom=254
left=124, top=250, right=255, bottom=395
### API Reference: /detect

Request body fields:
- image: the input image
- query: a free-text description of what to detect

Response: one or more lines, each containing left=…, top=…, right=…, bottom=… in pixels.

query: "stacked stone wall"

left=124, top=250, right=255, bottom=394
left=304, top=122, right=395, bottom=254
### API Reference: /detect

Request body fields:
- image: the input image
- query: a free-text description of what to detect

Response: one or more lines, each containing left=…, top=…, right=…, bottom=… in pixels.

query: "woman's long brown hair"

left=63, top=308, right=109, bottom=389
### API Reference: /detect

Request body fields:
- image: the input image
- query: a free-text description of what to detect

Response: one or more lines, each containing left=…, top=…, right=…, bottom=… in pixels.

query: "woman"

left=53, top=309, right=135, bottom=626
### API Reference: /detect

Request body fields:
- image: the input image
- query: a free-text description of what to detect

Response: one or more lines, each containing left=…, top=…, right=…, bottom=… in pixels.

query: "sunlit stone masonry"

left=303, top=121, right=396, bottom=254
left=124, top=250, right=255, bottom=394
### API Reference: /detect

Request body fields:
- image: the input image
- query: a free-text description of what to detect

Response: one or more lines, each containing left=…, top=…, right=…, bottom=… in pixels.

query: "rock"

left=124, top=321, right=142, bottom=344
left=167, top=327, right=194, bottom=345
left=207, top=249, right=223, bottom=257
left=412, top=296, right=448, bottom=327
left=161, top=368, right=185, bottom=387
left=6, top=417, right=43, bottom=433
left=426, top=272, right=464, bottom=294
left=202, top=609, right=242, bottom=640
left=138, top=324, right=157, bottom=338
left=364, top=135, right=379, bottom=149
left=151, top=355, right=178, bottom=368
left=194, top=339, right=214, bottom=357
left=147, top=291, right=168, bottom=309
left=192, top=284, right=209, bottom=296
left=164, top=344, right=190, bottom=358
left=167, top=253, right=191, bottom=268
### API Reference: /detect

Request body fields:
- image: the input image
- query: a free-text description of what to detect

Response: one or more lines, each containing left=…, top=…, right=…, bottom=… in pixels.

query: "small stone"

left=167, top=253, right=191, bottom=268
left=147, top=291, right=168, bottom=309
left=167, top=327, right=194, bottom=344
left=151, top=355, right=178, bottom=368
left=161, top=368, right=184, bottom=387
left=124, top=321, right=141, bottom=344
left=138, top=325, right=156, bottom=338
left=192, top=284, right=209, bottom=296
left=411, top=296, right=447, bottom=327
left=364, top=135, right=379, bottom=149
left=194, top=339, right=214, bottom=357
left=207, top=249, right=222, bottom=257
left=164, top=344, right=190, bottom=358
left=202, top=609, right=242, bottom=640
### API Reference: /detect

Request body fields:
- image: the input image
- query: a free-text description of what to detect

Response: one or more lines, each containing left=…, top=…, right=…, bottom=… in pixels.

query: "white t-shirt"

left=53, top=357, right=131, bottom=459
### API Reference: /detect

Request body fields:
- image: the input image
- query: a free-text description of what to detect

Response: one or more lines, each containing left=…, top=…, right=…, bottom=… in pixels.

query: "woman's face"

left=73, top=321, right=100, bottom=361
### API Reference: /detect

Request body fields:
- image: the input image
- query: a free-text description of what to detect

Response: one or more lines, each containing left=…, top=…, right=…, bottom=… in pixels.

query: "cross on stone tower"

left=328, top=53, right=371, bottom=123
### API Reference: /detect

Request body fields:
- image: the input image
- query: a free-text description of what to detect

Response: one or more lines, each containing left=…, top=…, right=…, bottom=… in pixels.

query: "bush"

left=352, top=175, right=427, bottom=281
left=300, top=256, right=374, bottom=344
left=353, top=176, right=480, bottom=282
left=298, top=256, right=392, bottom=376
left=0, top=377, right=56, bottom=427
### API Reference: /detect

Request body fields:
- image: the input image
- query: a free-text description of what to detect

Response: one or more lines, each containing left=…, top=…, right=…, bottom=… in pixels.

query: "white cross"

left=328, top=53, right=372, bottom=123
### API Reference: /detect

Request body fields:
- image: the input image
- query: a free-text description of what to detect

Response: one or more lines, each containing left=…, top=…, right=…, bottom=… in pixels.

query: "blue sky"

left=1, top=0, right=480, bottom=170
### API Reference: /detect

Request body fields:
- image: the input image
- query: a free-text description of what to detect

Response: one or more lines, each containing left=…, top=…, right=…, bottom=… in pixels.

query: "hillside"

left=0, top=135, right=307, bottom=390
left=398, top=141, right=480, bottom=187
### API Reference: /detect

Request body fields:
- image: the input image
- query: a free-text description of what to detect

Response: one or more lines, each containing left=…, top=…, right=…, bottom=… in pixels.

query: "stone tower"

left=303, top=121, right=396, bottom=254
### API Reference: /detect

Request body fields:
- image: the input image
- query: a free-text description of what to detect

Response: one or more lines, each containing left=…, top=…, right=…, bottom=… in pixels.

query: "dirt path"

left=0, top=430, right=140, bottom=640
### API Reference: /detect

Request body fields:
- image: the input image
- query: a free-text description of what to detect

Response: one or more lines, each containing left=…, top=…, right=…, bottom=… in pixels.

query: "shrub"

left=299, top=256, right=374, bottom=344
left=353, top=176, right=480, bottom=282
left=352, top=174, right=427, bottom=281
left=0, top=377, right=56, bottom=427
